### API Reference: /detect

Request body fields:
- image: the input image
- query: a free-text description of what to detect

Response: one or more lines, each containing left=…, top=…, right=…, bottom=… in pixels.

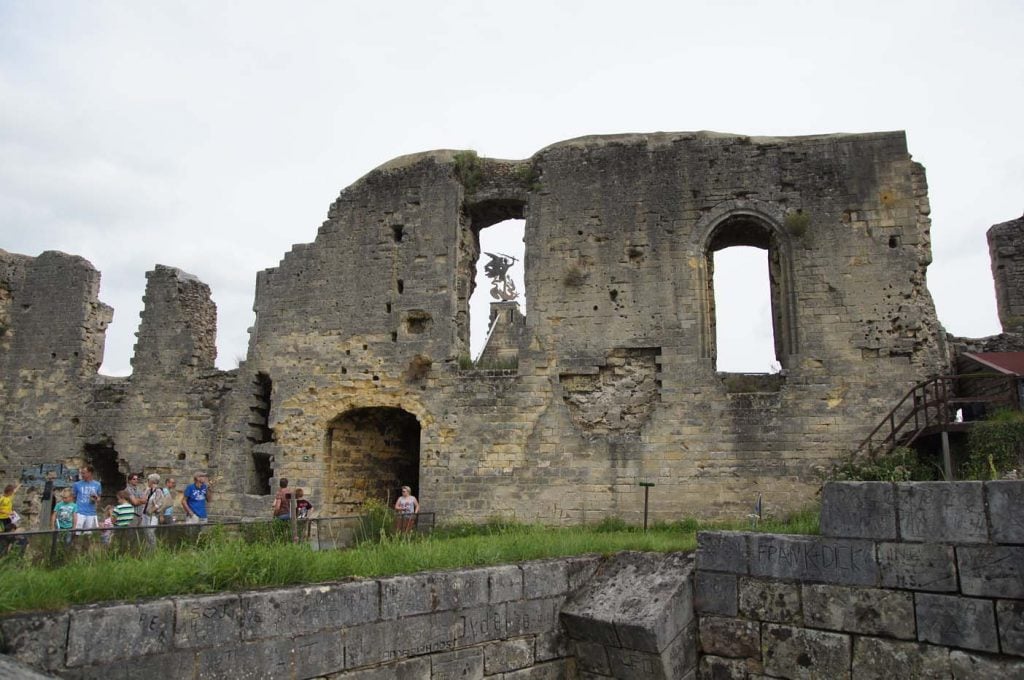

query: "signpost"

left=638, top=481, right=655, bottom=532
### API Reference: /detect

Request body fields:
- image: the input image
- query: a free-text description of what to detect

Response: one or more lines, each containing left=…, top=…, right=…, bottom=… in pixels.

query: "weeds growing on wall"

left=453, top=150, right=482, bottom=194
left=963, top=408, right=1024, bottom=479
left=784, top=210, right=810, bottom=237
left=829, top=446, right=940, bottom=482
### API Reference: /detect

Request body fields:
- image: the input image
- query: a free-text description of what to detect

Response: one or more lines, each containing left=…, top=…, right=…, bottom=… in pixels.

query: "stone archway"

left=324, top=407, right=420, bottom=516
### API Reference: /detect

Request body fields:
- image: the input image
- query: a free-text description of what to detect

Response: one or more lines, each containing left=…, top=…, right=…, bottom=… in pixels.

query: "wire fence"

left=0, top=511, right=436, bottom=569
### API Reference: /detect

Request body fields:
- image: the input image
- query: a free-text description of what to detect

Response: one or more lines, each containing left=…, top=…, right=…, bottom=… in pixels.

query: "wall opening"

left=469, top=218, right=526, bottom=361
left=83, top=441, right=126, bottom=509
left=713, top=247, right=777, bottom=373
left=325, top=407, right=420, bottom=517
left=702, top=213, right=795, bottom=373
left=247, top=372, right=273, bottom=495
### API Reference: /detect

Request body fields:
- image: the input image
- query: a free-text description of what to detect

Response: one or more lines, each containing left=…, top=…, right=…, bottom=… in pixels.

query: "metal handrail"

left=855, top=373, right=1019, bottom=458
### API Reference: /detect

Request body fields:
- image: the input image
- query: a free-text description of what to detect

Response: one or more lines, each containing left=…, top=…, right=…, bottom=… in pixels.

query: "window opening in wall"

left=247, top=372, right=273, bottom=495
left=83, top=441, right=126, bottom=509
left=712, top=246, right=778, bottom=373
left=469, top=218, right=525, bottom=361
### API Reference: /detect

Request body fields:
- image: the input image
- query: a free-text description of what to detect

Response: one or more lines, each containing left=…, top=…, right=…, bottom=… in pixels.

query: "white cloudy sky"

left=1, top=1, right=1021, bottom=375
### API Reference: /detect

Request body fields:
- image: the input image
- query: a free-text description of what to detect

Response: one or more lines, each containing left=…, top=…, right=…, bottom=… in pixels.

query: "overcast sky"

left=1, top=1, right=1021, bottom=375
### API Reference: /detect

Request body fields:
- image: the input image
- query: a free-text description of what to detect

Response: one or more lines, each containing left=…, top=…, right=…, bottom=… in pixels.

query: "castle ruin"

left=1, top=131, right=1020, bottom=524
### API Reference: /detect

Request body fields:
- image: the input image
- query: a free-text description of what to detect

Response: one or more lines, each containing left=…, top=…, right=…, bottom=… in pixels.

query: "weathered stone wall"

left=988, top=214, right=1024, bottom=332
left=0, top=555, right=600, bottom=679
left=0, top=131, right=970, bottom=523
left=694, top=481, right=1024, bottom=678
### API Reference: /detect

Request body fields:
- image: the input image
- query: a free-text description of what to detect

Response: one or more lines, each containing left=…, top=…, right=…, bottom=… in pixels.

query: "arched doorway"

left=324, top=407, right=420, bottom=516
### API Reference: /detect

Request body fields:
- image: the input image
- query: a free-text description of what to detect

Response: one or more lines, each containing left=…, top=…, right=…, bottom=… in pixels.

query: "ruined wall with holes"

left=1, top=131, right=962, bottom=523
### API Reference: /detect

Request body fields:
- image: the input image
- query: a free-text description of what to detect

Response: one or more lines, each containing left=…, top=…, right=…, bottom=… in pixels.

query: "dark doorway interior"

left=84, top=441, right=126, bottom=509
left=326, top=407, right=420, bottom=516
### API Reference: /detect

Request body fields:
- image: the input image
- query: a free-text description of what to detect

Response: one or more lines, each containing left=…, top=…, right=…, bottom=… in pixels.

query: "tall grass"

left=0, top=510, right=818, bottom=614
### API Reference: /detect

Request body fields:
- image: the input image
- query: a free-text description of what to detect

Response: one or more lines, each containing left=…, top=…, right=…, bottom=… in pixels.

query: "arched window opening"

left=702, top=212, right=795, bottom=375
left=324, top=407, right=420, bottom=517
left=468, top=218, right=526, bottom=365
left=713, top=247, right=778, bottom=373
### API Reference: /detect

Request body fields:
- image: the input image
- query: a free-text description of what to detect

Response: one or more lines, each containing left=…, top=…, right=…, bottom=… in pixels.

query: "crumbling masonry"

left=1, top=131, right=1020, bottom=524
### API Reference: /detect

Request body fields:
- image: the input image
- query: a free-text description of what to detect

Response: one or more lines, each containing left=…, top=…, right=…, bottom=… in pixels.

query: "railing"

left=855, top=373, right=1020, bottom=458
left=0, top=511, right=436, bottom=569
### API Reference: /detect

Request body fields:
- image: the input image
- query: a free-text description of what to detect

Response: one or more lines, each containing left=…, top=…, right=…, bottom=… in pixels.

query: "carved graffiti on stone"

left=483, top=252, right=518, bottom=301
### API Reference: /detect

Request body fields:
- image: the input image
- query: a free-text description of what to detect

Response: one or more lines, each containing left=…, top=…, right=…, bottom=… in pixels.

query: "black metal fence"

left=0, top=511, right=436, bottom=568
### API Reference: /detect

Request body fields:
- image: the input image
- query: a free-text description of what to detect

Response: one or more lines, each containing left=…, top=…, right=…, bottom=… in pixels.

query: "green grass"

left=0, top=510, right=818, bottom=614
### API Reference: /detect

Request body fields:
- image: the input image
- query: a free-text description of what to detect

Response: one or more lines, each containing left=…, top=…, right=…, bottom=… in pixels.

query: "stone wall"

left=988, top=214, right=1024, bottom=332
left=1, top=131, right=1007, bottom=524
left=694, top=481, right=1024, bottom=678
left=0, top=556, right=601, bottom=679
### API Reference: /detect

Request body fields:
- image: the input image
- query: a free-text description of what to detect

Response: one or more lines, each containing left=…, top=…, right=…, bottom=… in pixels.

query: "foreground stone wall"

left=694, top=481, right=1024, bottom=678
left=0, top=556, right=601, bottom=679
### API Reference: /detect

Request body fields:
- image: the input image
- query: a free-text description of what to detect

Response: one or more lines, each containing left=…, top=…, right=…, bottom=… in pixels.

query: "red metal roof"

left=962, top=352, right=1024, bottom=376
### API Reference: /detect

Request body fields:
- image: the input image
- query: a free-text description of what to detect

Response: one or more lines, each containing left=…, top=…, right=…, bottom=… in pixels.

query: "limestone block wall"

left=988, top=214, right=1024, bottom=332
left=694, top=481, right=1024, bottom=678
left=0, top=556, right=600, bottom=680
left=0, top=250, right=112, bottom=477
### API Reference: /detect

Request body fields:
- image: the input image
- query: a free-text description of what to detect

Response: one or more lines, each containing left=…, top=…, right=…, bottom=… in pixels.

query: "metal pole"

left=941, top=431, right=953, bottom=481
left=639, top=482, right=655, bottom=532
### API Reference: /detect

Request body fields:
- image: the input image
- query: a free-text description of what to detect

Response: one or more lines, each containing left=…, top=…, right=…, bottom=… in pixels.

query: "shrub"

left=829, top=446, right=938, bottom=482
left=784, top=210, right=810, bottom=237
left=964, top=409, right=1024, bottom=479
left=453, top=150, right=482, bottom=194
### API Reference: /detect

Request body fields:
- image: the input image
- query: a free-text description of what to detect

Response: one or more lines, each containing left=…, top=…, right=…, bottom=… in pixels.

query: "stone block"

left=195, top=638, right=293, bottom=679
left=489, top=564, right=524, bottom=603
left=344, top=611, right=463, bottom=669
left=997, top=599, right=1024, bottom=657
left=820, top=481, right=897, bottom=540
left=950, top=649, right=1024, bottom=679
left=851, top=637, right=950, bottom=679
left=698, top=615, right=759, bottom=658
left=325, top=656, right=430, bottom=680
left=987, top=481, right=1024, bottom=544
left=502, top=659, right=573, bottom=680
left=239, top=580, right=379, bottom=640
left=898, top=482, right=989, bottom=543
left=575, top=639, right=611, bottom=675
left=694, top=572, right=737, bottom=617
left=561, top=552, right=693, bottom=653
left=380, top=569, right=487, bottom=618
left=521, top=559, right=570, bottom=599
left=173, top=594, right=241, bottom=649
left=61, top=650, right=197, bottom=680
left=567, top=555, right=605, bottom=591
left=696, top=532, right=749, bottom=574
left=0, top=611, right=68, bottom=672
left=534, top=630, right=569, bottom=661
left=430, top=648, right=484, bottom=680
left=958, top=545, right=1024, bottom=598
left=0, top=654, right=54, bottom=680
left=483, top=637, right=534, bottom=673
left=698, top=655, right=760, bottom=680
left=916, top=593, right=999, bottom=653
left=802, top=583, right=914, bottom=638
left=878, top=542, right=958, bottom=592
left=504, top=598, right=561, bottom=638
left=738, top=578, right=801, bottom=624
left=606, top=623, right=696, bottom=680
left=749, top=535, right=877, bottom=586
left=291, top=629, right=345, bottom=678
left=67, top=601, right=174, bottom=667
left=761, top=624, right=851, bottom=680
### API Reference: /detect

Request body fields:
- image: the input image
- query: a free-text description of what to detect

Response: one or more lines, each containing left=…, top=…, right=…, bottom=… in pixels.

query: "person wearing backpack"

left=141, top=473, right=165, bottom=547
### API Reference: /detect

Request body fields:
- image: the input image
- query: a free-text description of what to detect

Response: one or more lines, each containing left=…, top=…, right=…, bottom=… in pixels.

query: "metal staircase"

left=855, top=373, right=1020, bottom=460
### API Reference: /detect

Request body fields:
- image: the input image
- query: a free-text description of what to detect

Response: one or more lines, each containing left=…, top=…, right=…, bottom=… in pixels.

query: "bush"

left=453, top=150, right=482, bottom=194
left=829, top=446, right=938, bottom=482
left=964, top=409, right=1024, bottom=479
left=354, top=499, right=396, bottom=545
left=784, top=210, right=810, bottom=237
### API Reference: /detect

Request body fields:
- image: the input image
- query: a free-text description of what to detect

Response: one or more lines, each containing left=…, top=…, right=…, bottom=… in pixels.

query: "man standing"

left=181, top=471, right=211, bottom=524
left=125, top=473, right=146, bottom=526
left=72, top=465, right=102, bottom=534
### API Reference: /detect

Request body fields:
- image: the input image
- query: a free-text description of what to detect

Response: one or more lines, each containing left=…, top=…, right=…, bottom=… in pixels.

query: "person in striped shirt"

left=113, top=490, right=135, bottom=527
